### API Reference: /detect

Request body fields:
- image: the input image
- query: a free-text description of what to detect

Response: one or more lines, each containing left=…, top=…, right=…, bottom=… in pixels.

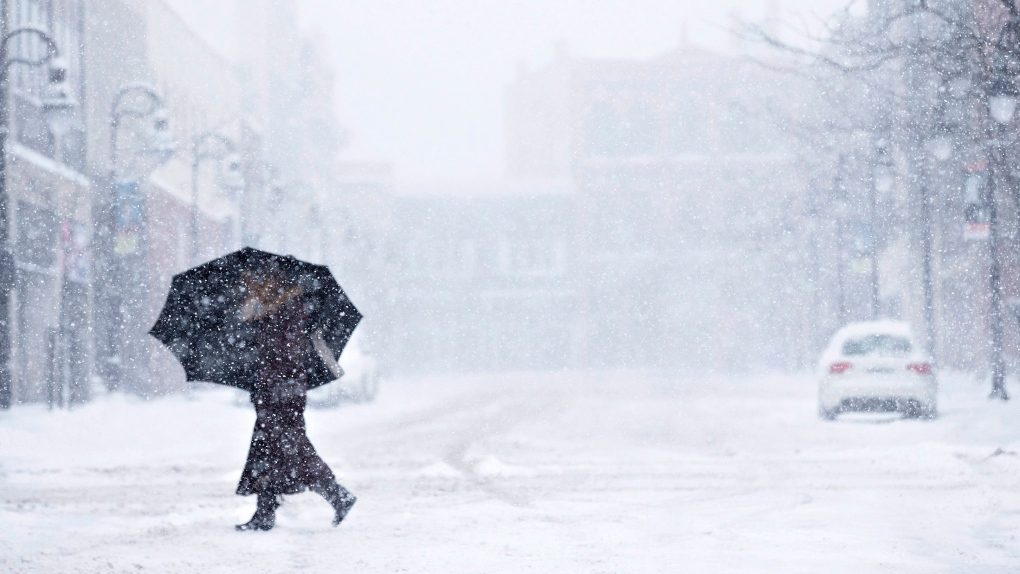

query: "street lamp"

left=241, top=161, right=278, bottom=247
left=0, top=26, right=75, bottom=409
left=219, top=153, right=245, bottom=191
left=925, top=122, right=954, bottom=162
left=190, top=133, right=243, bottom=264
left=868, top=139, right=894, bottom=319
left=873, top=165, right=894, bottom=194
left=101, top=83, right=174, bottom=392
left=220, top=152, right=246, bottom=251
left=914, top=118, right=956, bottom=364
left=803, top=184, right=826, bottom=356
left=988, top=76, right=1018, bottom=126
left=832, top=156, right=850, bottom=325
left=983, top=71, right=1016, bottom=401
left=110, top=82, right=175, bottom=178
left=41, top=57, right=76, bottom=136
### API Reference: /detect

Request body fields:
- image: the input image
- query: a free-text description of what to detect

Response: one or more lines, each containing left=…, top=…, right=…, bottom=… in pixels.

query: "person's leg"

left=302, top=440, right=357, bottom=526
left=235, top=491, right=280, bottom=531
left=236, top=396, right=283, bottom=531
left=310, top=479, right=356, bottom=527
left=288, top=391, right=358, bottom=526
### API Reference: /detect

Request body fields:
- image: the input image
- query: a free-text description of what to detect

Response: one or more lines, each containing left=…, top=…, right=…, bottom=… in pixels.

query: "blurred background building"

left=504, top=45, right=810, bottom=372
left=1, top=0, right=348, bottom=406
left=10, top=0, right=1016, bottom=407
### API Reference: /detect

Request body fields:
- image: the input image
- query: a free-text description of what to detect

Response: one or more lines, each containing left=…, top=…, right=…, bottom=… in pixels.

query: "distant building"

left=506, top=46, right=811, bottom=370
left=381, top=181, right=577, bottom=373
left=234, top=1, right=344, bottom=263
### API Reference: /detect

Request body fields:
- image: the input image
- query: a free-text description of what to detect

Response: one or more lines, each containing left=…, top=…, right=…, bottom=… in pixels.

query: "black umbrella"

left=149, top=247, right=362, bottom=391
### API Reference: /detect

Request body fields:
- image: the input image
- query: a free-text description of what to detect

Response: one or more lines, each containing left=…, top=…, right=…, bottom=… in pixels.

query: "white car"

left=307, top=332, right=380, bottom=407
left=817, top=321, right=937, bottom=420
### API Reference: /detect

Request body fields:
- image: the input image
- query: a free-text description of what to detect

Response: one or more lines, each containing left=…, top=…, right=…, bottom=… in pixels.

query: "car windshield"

left=841, top=334, right=912, bottom=357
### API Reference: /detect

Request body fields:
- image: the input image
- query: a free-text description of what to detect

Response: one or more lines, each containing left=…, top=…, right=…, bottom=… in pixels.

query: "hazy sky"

left=168, top=0, right=849, bottom=185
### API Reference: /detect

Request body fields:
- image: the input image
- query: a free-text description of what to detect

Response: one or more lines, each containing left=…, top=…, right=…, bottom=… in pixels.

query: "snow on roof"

left=818, top=320, right=921, bottom=370
left=11, top=144, right=90, bottom=187
left=833, top=320, right=914, bottom=341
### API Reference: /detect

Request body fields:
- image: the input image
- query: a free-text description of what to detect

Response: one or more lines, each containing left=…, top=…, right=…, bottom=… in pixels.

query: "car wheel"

left=818, top=404, right=837, bottom=420
left=903, top=400, right=936, bottom=419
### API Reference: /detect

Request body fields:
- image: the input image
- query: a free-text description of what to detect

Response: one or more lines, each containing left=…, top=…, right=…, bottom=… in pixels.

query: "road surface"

left=2, top=371, right=1019, bottom=573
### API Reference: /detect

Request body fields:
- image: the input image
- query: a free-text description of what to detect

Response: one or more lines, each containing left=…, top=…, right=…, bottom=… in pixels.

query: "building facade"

left=507, top=46, right=811, bottom=371
left=5, top=0, right=90, bottom=405
left=3, top=0, right=344, bottom=405
left=381, top=182, right=577, bottom=374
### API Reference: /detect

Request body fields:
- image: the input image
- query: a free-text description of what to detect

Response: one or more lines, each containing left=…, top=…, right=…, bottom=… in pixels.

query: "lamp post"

left=983, top=72, right=1017, bottom=401
left=0, top=26, right=75, bottom=409
left=110, top=83, right=174, bottom=176
left=101, top=83, right=174, bottom=392
left=190, top=132, right=243, bottom=265
left=804, top=182, right=826, bottom=355
left=832, top=156, right=850, bottom=325
left=870, top=140, right=894, bottom=319
left=242, top=161, right=278, bottom=248
left=914, top=120, right=954, bottom=364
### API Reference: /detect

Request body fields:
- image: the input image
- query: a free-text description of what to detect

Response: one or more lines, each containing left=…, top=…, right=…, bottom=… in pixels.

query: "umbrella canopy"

left=149, top=247, right=362, bottom=391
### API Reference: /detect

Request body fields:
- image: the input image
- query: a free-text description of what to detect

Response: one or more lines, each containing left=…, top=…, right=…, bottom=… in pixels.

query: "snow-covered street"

left=2, top=372, right=1019, bottom=573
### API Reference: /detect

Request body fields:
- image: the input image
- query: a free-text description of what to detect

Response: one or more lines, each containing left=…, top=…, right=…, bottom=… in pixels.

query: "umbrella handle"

left=312, top=329, right=344, bottom=378
left=239, top=297, right=261, bottom=322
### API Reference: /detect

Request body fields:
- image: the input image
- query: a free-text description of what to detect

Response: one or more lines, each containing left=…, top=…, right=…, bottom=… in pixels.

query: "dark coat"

left=236, top=298, right=335, bottom=496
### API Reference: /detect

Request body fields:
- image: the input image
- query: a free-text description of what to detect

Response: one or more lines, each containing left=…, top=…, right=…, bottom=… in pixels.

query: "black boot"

left=235, top=493, right=280, bottom=531
left=312, top=480, right=357, bottom=527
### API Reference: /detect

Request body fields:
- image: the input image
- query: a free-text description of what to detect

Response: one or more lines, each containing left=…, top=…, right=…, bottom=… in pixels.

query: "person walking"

left=234, top=271, right=357, bottom=532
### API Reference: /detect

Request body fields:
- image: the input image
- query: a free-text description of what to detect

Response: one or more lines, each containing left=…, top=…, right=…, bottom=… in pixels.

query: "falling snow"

left=3, top=0, right=1020, bottom=571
